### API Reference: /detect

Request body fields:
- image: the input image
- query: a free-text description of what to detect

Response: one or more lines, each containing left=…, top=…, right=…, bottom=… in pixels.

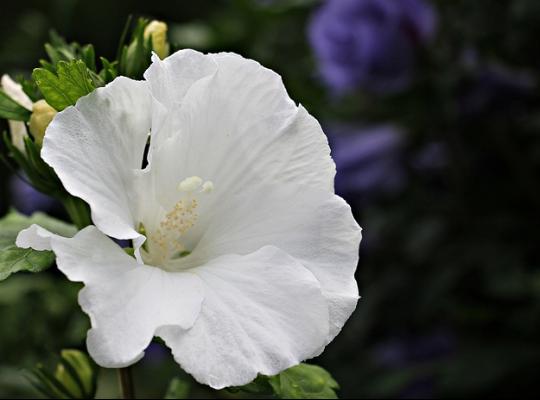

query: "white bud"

left=144, top=20, right=170, bottom=60
left=1, top=75, right=33, bottom=153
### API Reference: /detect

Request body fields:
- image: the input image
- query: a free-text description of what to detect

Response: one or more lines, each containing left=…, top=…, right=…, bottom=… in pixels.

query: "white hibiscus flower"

left=16, top=50, right=362, bottom=389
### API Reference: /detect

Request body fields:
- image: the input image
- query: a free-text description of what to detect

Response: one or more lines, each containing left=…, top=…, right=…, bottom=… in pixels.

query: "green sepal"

left=118, top=18, right=153, bottom=79
left=98, top=57, right=118, bottom=83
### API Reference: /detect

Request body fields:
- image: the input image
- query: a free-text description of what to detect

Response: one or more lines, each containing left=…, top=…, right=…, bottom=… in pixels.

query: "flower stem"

left=117, top=367, right=135, bottom=399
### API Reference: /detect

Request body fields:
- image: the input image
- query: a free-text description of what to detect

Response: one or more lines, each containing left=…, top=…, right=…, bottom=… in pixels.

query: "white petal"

left=144, top=50, right=217, bottom=109
left=159, top=246, right=329, bottom=389
left=143, top=50, right=217, bottom=153
left=16, top=225, right=204, bottom=368
left=190, top=184, right=361, bottom=342
left=142, top=51, right=335, bottom=212
left=1, top=74, right=33, bottom=110
left=41, top=77, right=153, bottom=246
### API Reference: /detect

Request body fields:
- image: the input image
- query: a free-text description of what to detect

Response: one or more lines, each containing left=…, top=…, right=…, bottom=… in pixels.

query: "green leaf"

left=164, top=377, right=191, bottom=399
left=0, top=89, right=31, bottom=121
left=0, top=210, right=77, bottom=281
left=231, top=364, right=340, bottom=399
left=268, top=364, right=340, bottom=399
left=32, top=60, right=96, bottom=111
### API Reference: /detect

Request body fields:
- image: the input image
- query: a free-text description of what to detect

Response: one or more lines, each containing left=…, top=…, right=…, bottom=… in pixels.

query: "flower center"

left=141, top=176, right=213, bottom=266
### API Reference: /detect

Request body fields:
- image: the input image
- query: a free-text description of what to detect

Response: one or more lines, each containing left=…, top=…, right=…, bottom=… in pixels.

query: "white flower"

left=16, top=50, right=362, bottom=389
left=1, top=74, right=33, bottom=152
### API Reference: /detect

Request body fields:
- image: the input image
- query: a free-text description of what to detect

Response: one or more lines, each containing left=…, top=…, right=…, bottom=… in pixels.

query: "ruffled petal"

left=16, top=225, right=204, bottom=368
left=187, top=184, right=361, bottom=342
left=158, top=246, right=329, bottom=389
left=142, top=50, right=218, bottom=152
left=41, top=77, right=152, bottom=247
left=143, top=50, right=217, bottom=109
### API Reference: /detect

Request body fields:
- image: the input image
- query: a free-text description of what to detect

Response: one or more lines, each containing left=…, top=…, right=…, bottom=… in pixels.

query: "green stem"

left=117, top=367, right=135, bottom=399
left=61, top=195, right=92, bottom=229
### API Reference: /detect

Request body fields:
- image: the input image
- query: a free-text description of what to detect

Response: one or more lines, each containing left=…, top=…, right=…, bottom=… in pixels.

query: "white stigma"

left=202, top=181, right=214, bottom=193
left=178, top=176, right=203, bottom=192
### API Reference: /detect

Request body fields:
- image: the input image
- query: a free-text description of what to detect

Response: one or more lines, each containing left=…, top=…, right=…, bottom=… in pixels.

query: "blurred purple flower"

left=9, top=173, right=57, bottom=215
left=308, top=0, right=436, bottom=94
left=329, top=124, right=406, bottom=201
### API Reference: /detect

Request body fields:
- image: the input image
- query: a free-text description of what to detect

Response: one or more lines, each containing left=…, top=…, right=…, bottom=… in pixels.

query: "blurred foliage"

left=0, top=0, right=539, bottom=398
left=28, top=349, right=97, bottom=399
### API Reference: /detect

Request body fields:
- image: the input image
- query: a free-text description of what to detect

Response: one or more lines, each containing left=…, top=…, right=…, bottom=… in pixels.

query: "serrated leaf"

left=33, top=60, right=96, bottom=111
left=0, top=89, right=31, bottom=121
left=164, top=377, right=191, bottom=399
left=0, top=210, right=77, bottom=281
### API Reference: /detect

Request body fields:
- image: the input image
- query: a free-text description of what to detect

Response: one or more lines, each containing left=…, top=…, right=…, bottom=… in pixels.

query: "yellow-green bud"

left=29, top=100, right=57, bottom=145
left=144, top=20, right=170, bottom=59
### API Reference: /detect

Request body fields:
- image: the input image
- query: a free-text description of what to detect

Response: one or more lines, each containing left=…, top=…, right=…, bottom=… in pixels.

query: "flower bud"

left=144, top=20, right=170, bottom=59
left=29, top=99, right=57, bottom=145
left=1, top=74, right=32, bottom=153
